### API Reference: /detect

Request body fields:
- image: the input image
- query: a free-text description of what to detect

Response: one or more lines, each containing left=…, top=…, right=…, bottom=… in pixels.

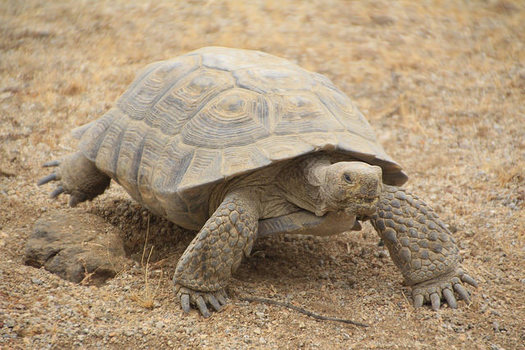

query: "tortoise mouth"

left=345, top=200, right=378, bottom=217
left=360, top=196, right=377, bottom=203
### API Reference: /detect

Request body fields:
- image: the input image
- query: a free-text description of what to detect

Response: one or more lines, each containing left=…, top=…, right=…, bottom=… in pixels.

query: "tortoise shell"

left=76, top=47, right=407, bottom=230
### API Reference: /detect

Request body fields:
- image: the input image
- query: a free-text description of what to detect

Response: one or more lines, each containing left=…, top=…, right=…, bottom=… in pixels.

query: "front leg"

left=173, top=189, right=259, bottom=317
left=369, top=185, right=477, bottom=310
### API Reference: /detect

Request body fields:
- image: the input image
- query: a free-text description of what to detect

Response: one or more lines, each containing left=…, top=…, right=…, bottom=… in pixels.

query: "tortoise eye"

left=343, top=173, right=352, bottom=183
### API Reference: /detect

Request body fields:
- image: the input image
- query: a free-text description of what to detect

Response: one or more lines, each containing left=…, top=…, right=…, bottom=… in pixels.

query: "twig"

left=239, top=296, right=369, bottom=327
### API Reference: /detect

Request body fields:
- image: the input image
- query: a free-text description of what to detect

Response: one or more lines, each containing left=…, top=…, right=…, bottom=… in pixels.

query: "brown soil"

left=1, top=0, right=524, bottom=349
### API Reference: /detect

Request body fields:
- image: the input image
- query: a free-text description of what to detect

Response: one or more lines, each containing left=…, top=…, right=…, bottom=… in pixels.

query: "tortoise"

left=39, top=46, right=477, bottom=317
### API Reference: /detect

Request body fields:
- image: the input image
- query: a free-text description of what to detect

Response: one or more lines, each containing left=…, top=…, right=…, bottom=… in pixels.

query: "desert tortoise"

left=39, top=46, right=476, bottom=317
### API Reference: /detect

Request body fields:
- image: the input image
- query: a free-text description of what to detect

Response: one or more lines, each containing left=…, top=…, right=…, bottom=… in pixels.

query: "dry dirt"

left=1, top=0, right=524, bottom=349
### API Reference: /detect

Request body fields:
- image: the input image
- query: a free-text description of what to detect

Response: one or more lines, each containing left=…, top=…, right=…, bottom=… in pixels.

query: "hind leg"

left=38, top=152, right=111, bottom=207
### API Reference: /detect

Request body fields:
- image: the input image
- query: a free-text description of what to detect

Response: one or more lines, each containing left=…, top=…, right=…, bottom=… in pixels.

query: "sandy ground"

left=1, top=0, right=524, bottom=349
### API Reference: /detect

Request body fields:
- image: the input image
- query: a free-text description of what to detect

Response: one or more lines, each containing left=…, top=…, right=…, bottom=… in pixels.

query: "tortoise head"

left=318, top=161, right=383, bottom=217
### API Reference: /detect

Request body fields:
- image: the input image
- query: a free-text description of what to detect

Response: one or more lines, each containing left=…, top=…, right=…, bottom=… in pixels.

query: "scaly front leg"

left=369, top=185, right=477, bottom=310
left=173, top=189, right=259, bottom=317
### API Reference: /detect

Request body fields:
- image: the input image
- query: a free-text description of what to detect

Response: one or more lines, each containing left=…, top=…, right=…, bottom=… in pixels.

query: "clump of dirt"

left=1, top=0, right=523, bottom=349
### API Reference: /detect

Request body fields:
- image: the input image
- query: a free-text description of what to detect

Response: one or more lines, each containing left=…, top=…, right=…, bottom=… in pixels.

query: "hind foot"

left=38, top=152, right=111, bottom=207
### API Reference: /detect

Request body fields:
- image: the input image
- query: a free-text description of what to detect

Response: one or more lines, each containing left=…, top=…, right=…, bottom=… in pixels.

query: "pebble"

left=4, top=319, right=15, bottom=328
left=31, top=278, right=44, bottom=285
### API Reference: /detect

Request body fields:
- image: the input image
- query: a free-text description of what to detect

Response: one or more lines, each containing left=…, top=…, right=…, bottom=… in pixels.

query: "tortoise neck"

left=303, top=155, right=332, bottom=188
left=275, top=154, right=332, bottom=216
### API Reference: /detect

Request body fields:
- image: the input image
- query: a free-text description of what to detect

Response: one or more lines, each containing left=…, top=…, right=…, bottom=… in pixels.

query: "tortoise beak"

left=346, top=196, right=379, bottom=217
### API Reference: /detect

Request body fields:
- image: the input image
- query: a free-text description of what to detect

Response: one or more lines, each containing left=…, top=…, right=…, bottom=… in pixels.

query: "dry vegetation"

left=1, top=0, right=524, bottom=349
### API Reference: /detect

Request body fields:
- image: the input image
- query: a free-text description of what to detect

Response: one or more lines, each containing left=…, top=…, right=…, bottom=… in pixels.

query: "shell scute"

left=272, top=92, right=344, bottom=135
left=118, top=55, right=201, bottom=121
left=147, top=68, right=236, bottom=135
left=181, top=88, right=270, bottom=148
left=233, top=66, right=313, bottom=94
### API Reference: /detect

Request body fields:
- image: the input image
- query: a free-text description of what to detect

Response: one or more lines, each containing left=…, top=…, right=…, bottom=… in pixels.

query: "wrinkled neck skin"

left=276, top=154, right=334, bottom=216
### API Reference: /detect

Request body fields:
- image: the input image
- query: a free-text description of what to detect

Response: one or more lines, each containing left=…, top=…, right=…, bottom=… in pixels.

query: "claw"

left=413, top=294, right=424, bottom=308
left=216, top=293, right=227, bottom=306
left=175, top=284, right=227, bottom=316
left=181, top=294, right=190, bottom=313
left=461, top=274, right=478, bottom=288
left=69, top=193, right=86, bottom=207
left=43, top=160, right=60, bottom=167
left=430, top=293, right=441, bottom=311
left=207, top=295, right=222, bottom=312
left=453, top=283, right=470, bottom=303
left=195, top=296, right=211, bottom=318
left=443, top=289, right=457, bottom=309
left=50, top=186, right=65, bottom=198
left=38, top=173, right=59, bottom=186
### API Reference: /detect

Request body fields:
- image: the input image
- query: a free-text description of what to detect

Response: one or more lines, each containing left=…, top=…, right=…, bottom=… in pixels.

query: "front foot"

left=411, top=268, right=477, bottom=310
left=175, top=284, right=228, bottom=318
left=369, top=184, right=478, bottom=311
left=172, top=189, right=259, bottom=317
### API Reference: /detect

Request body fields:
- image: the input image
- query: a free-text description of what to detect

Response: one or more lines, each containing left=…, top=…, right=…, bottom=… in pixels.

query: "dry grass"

left=129, top=215, right=163, bottom=310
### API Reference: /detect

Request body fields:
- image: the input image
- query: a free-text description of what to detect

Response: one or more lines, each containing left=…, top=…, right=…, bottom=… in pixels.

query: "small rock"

left=0, top=92, right=13, bottom=100
left=31, top=278, right=43, bottom=285
left=490, top=310, right=501, bottom=317
left=25, top=211, right=131, bottom=285
left=376, top=250, right=389, bottom=259
left=320, top=271, right=330, bottom=279
left=5, top=319, right=15, bottom=328
left=370, top=14, right=395, bottom=26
